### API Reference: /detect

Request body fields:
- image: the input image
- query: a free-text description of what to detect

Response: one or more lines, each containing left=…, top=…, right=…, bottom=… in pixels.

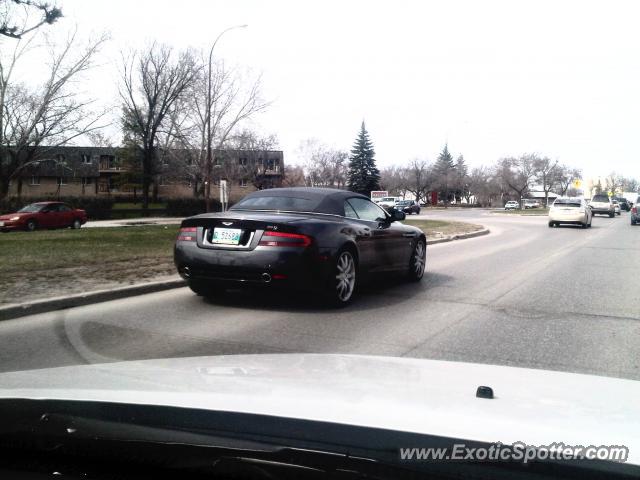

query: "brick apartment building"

left=6, top=146, right=284, bottom=202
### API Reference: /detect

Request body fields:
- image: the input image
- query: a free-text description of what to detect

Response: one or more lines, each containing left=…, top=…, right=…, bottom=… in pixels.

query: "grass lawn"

left=403, top=219, right=484, bottom=237
left=0, top=225, right=179, bottom=304
left=493, top=208, right=549, bottom=215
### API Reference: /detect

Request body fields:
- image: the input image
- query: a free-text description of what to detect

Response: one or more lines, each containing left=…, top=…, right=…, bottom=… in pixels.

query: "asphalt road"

left=1, top=209, right=639, bottom=380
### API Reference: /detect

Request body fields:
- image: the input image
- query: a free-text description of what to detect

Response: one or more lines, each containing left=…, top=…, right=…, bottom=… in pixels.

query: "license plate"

left=211, top=227, right=242, bottom=245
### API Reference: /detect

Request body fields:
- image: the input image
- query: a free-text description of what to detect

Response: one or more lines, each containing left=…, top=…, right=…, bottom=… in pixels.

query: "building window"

left=82, top=177, right=93, bottom=185
left=239, top=178, right=248, bottom=188
left=81, top=154, right=91, bottom=164
left=214, top=157, right=222, bottom=166
left=30, top=176, right=40, bottom=185
left=57, top=177, right=67, bottom=186
left=57, top=154, right=65, bottom=162
left=239, top=157, right=248, bottom=166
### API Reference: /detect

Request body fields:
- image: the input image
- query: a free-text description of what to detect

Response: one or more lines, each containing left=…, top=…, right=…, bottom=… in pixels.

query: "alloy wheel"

left=413, top=240, right=426, bottom=279
left=335, top=251, right=356, bottom=302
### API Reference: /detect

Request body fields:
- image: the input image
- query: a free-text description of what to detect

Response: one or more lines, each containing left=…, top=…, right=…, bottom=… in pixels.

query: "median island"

left=0, top=219, right=485, bottom=305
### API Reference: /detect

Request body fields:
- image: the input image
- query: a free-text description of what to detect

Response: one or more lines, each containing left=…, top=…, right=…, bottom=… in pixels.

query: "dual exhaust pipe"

left=182, top=266, right=272, bottom=283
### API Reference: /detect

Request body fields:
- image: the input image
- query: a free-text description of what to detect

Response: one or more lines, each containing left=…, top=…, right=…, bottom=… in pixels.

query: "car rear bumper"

left=174, top=243, right=333, bottom=291
left=590, top=207, right=613, bottom=214
left=549, top=213, right=586, bottom=223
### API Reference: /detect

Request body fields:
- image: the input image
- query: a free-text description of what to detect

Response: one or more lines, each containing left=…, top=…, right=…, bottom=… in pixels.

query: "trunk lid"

left=180, top=210, right=321, bottom=251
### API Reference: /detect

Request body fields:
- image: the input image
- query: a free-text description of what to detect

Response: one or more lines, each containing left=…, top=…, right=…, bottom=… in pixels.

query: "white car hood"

left=0, top=354, right=638, bottom=464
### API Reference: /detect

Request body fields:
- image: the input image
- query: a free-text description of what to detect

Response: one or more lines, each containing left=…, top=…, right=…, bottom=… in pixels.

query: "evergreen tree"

left=347, top=121, right=380, bottom=195
left=455, top=154, right=469, bottom=203
left=433, top=144, right=456, bottom=205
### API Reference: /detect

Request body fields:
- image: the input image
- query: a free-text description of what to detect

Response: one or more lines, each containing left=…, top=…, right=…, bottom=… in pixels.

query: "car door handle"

left=402, top=233, right=417, bottom=237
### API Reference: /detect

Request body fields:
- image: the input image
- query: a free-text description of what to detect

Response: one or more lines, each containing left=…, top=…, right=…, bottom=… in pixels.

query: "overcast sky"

left=24, top=0, right=640, bottom=178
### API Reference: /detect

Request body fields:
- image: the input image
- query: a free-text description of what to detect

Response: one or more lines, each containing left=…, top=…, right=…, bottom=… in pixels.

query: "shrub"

left=166, top=198, right=222, bottom=217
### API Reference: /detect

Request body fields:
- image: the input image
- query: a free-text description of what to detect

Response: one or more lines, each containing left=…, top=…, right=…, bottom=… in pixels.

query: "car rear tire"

left=72, top=218, right=82, bottom=229
left=408, top=238, right=426, bottom=282
left=548, top=221, right=554, bottom=228
left=326, top=249, right=357, bottom=307
left=609, top=212, right=614, bottom=218
left=25, top=219, right=36, bottom=232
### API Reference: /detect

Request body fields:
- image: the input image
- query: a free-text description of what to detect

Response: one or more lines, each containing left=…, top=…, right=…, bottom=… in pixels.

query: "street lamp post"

left=204, top=24, right=248, bottom=212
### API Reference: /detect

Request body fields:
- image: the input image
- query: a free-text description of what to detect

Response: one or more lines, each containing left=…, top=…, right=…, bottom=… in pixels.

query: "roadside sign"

left=607, top=191, right=613, bottom=197
left=573, top=179, right=582, bottom=189
left=370, top=190, right=388, bottom=201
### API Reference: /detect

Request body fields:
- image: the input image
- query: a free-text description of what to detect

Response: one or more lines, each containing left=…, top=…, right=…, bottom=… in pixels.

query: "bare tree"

left=0, top=0, right=62, bottom=39
left=557, top=165, right=582, bottom=195
left=120, top=43, right=198, bottom=209
left=298, top=138, right=348, bottom=188
left=604, top=172, right=624, bottom=195
left=379, top=165, right=409, bottom=198
left=404, top=159, right=431, bottom=204
left=282, top=164, right=306, bottom=187
left=0, top=30, right=108, bottom=199
left=497, top=154, right=537, bottom=207
left=189, top=44, right=270, bottom=211
left=533, top=155, right=560, bottom=206
left=468, top=166, right=494, bottom=206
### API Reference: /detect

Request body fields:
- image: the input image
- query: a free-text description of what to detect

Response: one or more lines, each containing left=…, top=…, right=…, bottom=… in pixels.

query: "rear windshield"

left=396, top=200, right=411, bottom=205
left=592, top=195, right=609, bottom=203
left=554, top=200, right=581, bottom=208
left=231, top=195, right=320, bottom=212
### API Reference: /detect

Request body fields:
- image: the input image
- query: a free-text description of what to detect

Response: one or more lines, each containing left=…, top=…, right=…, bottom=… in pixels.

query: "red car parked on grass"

left=0, top=202, right=87, bottom=232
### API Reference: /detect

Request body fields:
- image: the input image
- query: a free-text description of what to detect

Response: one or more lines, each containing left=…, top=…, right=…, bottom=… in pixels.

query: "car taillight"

left=633, top=207, right=638, bottom=214
left=259, top=231, right=312, bottom=247
left=177, top=227, right=197, bottom=242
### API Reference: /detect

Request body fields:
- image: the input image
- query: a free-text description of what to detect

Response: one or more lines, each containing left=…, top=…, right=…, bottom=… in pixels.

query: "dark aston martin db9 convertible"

left=174, top=188, right=426, bottom=305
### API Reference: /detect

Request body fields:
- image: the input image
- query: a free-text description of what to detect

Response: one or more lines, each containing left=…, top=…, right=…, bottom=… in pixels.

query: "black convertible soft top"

left=230, top=187, right=370, bottom=216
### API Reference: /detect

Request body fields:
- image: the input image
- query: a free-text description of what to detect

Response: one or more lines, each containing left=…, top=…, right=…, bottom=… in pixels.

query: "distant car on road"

left=395, top=199, right=421, bottom=215
left=589, top=194, right=615, bottom=217
left=548, top=197, right=592, bottom=228
left=375, top=196, right=400, bottom=209
left=614, top=197, right=631, bottom=211
left=504, top=201, right=519, bottom=210
left=0, top=202, right=87, bottom=232
left=174, top=188, right=427, bottom=306
left=631, top=197, right=640, bottom=225
left=612, top=200, right=622, bottom=216
left=523, top=199, right=541, bottom=209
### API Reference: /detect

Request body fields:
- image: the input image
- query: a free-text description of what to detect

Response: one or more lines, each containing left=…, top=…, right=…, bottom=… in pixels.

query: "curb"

left=0, top=278, right=186, bottom=321
left=427, top=228, right=490, bottom=245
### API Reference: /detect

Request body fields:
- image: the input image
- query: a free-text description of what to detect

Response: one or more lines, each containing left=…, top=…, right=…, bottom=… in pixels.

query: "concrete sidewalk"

left=85, top=217, right=184, bottom=228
